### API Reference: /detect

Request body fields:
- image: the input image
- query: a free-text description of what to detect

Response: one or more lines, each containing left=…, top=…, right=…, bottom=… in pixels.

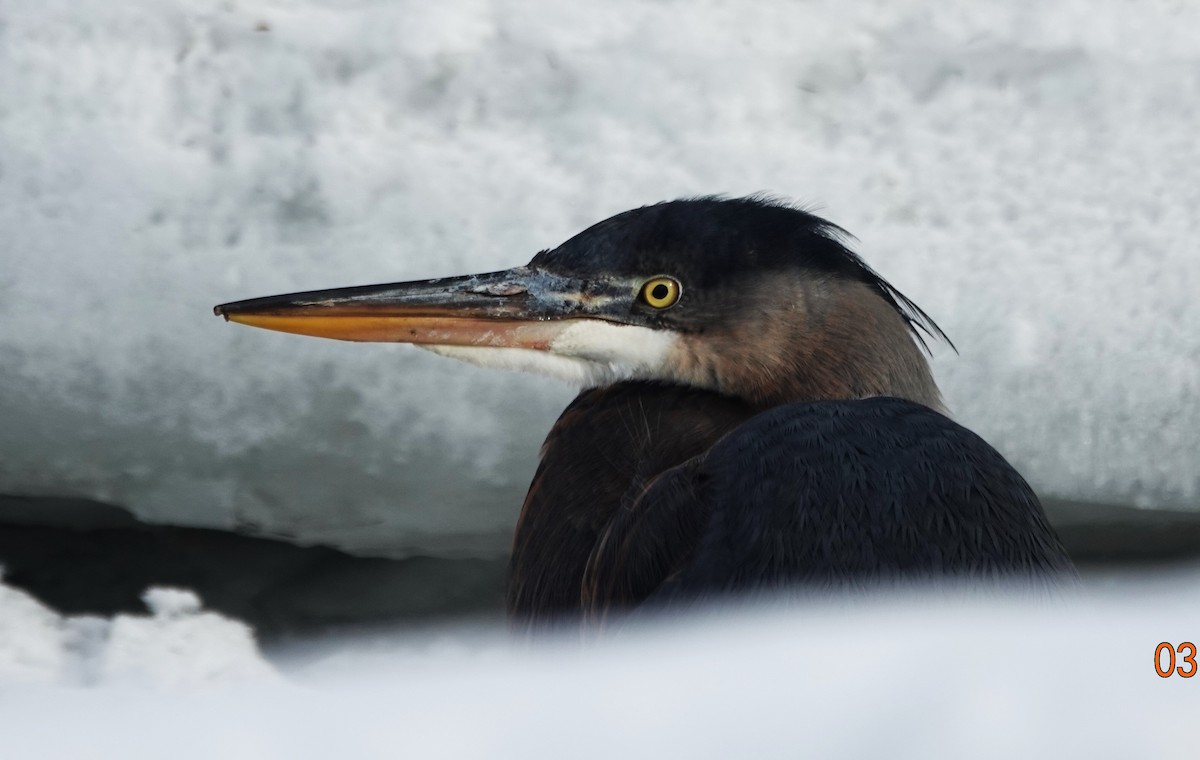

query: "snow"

left=0, top=577, right=276, bottom=688
left=2, top=0, right=1199, bottom=556
left=0, top=574, right=68, bottom=686
left=3, top=573, right=1200, bottom=758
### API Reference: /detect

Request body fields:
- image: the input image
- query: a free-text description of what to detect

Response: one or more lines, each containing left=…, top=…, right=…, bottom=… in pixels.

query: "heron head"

left=215, top=197, right=949, bottom=409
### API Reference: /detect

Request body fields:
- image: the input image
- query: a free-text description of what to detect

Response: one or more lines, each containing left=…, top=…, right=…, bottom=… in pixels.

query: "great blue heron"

left=215, top=196, right=1074, bottom=633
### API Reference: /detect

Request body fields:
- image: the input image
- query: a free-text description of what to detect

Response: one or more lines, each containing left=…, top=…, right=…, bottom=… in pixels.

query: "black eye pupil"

left=651, top=283, right=669, bottom=300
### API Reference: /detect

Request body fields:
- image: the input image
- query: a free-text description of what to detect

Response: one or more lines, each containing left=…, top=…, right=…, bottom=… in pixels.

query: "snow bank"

left=0, top=578, right=276, bottom=688
left=2, top=0, right=1198, bottom=555
left=3, top=573, right=1200, bottom=759
left=0, top=574, right=68, bottom=685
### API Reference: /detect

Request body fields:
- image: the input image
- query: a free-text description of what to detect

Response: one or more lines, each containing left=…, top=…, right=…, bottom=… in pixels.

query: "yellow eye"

left=640, top=276, right=682, bottom=309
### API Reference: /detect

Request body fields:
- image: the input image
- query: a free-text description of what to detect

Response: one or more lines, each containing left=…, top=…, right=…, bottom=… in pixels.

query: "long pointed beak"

left=213, top=267, right=624, bottom=349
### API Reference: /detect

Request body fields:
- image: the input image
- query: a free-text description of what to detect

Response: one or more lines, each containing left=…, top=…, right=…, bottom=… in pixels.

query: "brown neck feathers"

left=670, top=278, right=946, bottom=412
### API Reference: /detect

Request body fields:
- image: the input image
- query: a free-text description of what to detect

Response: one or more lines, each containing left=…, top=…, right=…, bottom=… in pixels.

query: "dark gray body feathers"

left=510, top=384, right=1074, bottom=631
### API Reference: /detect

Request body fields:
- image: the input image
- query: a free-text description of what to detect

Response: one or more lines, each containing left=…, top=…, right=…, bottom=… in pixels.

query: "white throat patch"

left=421, top=320, right=679, bottom=388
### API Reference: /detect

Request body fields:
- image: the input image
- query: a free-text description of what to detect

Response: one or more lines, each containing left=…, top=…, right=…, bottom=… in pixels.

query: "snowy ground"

left=0, top=580, right=276, bottom=688
left=4, top=573, right=1200, bottom=759
left=2, top=0, right=1198, bottom=556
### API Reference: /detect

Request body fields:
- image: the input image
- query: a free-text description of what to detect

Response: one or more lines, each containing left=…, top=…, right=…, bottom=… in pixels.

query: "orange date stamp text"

left=1155, top=642, right=1197, bottom=678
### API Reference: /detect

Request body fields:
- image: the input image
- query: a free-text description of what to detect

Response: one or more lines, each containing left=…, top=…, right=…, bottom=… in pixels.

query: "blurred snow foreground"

left=0, top=575, right=275, bottom=688
left=4, top=573, right=1200, bottom=759
left=2, top=0, right=1200, bottom=557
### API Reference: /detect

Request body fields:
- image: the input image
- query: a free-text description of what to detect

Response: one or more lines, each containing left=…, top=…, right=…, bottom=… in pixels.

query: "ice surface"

left=4, top=574, right=1200, bottom=758
left=2, top=0, right=1198, bottom=555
